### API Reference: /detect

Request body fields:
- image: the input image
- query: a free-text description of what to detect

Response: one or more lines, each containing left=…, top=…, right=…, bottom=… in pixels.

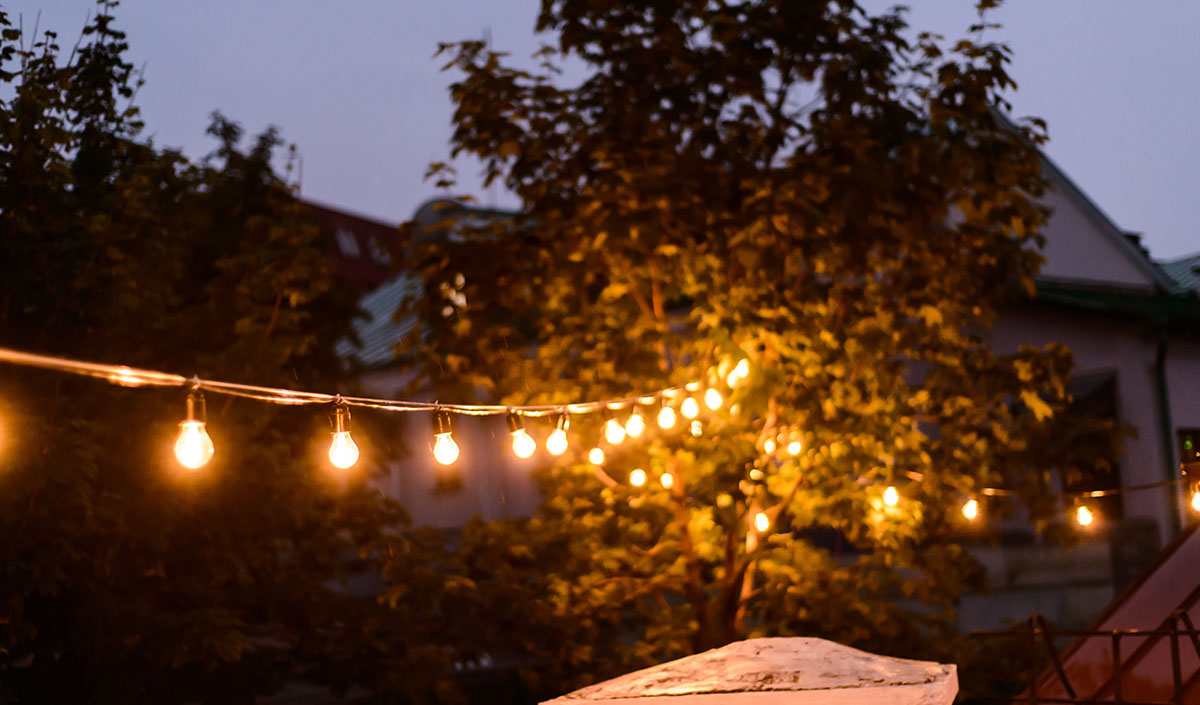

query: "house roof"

left=1160, top=252, right=1200, bottom=294
left=335, top=274, right=420, bottom=369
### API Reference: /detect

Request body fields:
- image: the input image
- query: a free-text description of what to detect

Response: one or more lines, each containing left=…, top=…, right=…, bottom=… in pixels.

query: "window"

left=1179, top=429, right=1200, bottom=475
left=334, top=228, right=361, bottom=259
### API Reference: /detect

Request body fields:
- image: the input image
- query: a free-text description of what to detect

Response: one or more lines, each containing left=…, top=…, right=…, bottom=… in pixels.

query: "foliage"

left=0, top=5, right=457, bottom=703
left=398, top=0, right=1118, bottom=697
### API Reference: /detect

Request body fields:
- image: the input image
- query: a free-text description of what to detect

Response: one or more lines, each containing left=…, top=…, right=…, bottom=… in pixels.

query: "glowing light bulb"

left=546, top=412, right=570, bottom=455
left=1192, top=490, right=1200, bottom=513
left=327, top=402, right=359, bottom=469
left=1076, top=505, right=1094, bottom=527
left=690, top=420, right=702, bottom=437
left=728, top=358, right=749, bottom=387
left=660, top=472, right=674, bottom=489
left=764, top=438, right=777, bottom=454
left=754, top=512, right=770, bottom=532
left=588, top=447, right=605, bottom=465
left=883, top=485, right=899, bottom=506
left=680, top=396, right=700, bottom=419
left=625, top=410, right=646, bottom=438
left=704, top=388, right=723, bottom=410
left=657, top=405, right=677, bottom=430
left=962, top=498, right=979, bottom=521
left=786, top=439, right=802, bottom=456
left=329, top=431, right=359, bottom=469
left=508, top=411, right=536, bottom=458
left=630, top=468, right=647, bottom=487
left=605, top=417, right=626, bottom=445
left=174, top=420, right=214, bottom=469
left=174, top=391, right=213, bottom=469
left=512, top=429, right=536, bottom=458
left=546, top=429, right=568, bottom=455
left=434, top=432, right=460, bottom=465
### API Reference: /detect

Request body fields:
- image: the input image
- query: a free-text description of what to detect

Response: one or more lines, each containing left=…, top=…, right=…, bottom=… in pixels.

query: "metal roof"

left=1160, top=252, right=1200, bottom=294
left=335, top=274, right=420, bottom=369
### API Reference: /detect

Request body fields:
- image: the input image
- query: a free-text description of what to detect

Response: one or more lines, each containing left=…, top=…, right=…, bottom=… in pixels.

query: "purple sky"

left=7, top=1, right=1198, bottom=260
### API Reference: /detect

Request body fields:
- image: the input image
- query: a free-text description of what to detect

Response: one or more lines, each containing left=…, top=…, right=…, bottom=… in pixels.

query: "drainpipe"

left=1154, top=332, right=1181, bottom=534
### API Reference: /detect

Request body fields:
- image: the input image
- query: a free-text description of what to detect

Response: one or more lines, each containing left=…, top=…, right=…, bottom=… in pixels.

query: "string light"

left=0, top=346, right=1190, bottom=531
left=174, top=390, right=214, bottom=469
left=508, top=411, right=536, bottom=459
left=546, top=411, right=570, bottom=456
left=660, top=472, right=674, bottom=489
left=657, top=401, right=677, bottom=430
left=328, top=402, right=360, bottom=469
left=754, top=512, right=770, bottom=532
left=690, top=420, right=702, bottom=437
left=625, top=408, right=646, bottom=438
left=1191, top=488, right=1200, bottom=513
left=604, top=414, right=627, bottom=445
left=680, top=396, right=700, bottom=419
left=432, top=409, right=460, bottom=465
left=704, top=388, right=723, bottom=410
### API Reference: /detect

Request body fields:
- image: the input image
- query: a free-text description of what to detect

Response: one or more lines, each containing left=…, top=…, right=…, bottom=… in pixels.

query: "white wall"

left=1036, top=171, right=1157, bottom=291
left=990, top=306, right=1178, bottom=543
left=358, top=367, right=542, bottom=529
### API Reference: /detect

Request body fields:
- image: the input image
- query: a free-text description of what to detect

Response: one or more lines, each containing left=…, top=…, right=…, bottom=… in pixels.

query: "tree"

left=0, top=6, right=462, bottom=703
left=397, top=0, right=1115, bottom=696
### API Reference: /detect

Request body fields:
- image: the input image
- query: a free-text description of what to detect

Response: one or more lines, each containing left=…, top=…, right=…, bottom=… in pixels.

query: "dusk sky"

left=7, top=1, right=1198, bottom=260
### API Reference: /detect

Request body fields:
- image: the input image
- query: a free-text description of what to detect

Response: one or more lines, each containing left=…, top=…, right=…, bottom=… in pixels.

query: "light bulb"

left=704, top=388, right=723, bottom=410
left=512, top=429, right=536, bottom=458
left=883, top=485, right=899, bottom=506
left=728, top=359, right=749, bottom=387
left=588, top=447, right=605, bottom=465
left=546, top=412, right=570, bottom=455
left=174, top=420, right=214, bottom=469
left=690, top=420, right=702, bottom=437
left=754, top=512, right=770, bottom=532
left=660, top=472, right=674, bottom=489
left=786, top=439, right=802, bottom=456
left=625, top=410, right=646, bottom=438
left=605, top=417, right=626, bottom=445
left=329, top=431, right=359, bottom=469
left=962, top=498, right=979, bottom=521
left=680, top=396, right=700, bottom=419
left=546, top=428, right=568, bottom=456
left=433, top=432, right=459, bottom=465
left=1076, top=505, right=1094, bottom=527
left=657, top=404, right=677, bottom=430
left=764, top=438, right=777, bottom=454
left=1192, top=490, right=1200, bottom=513
left=630, top=468, right=647, bottom=487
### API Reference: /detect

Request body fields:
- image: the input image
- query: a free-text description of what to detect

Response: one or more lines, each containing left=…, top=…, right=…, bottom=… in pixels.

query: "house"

left=335, top=151, right=1200, bottom=631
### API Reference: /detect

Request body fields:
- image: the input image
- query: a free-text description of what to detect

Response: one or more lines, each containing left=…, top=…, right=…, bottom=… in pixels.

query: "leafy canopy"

left=399, top=0, right=1109, bottom=693
left=0, top=6, right=466, bottom=704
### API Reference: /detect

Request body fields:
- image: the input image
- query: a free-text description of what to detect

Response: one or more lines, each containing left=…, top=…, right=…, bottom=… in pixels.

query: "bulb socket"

left=434, top=408, right=453, bottom=435
left=507, top=410, right=524, bottom=434
left=332, top=402, right=351, bottom=434
left=185, top=390, right=207, bottom=423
